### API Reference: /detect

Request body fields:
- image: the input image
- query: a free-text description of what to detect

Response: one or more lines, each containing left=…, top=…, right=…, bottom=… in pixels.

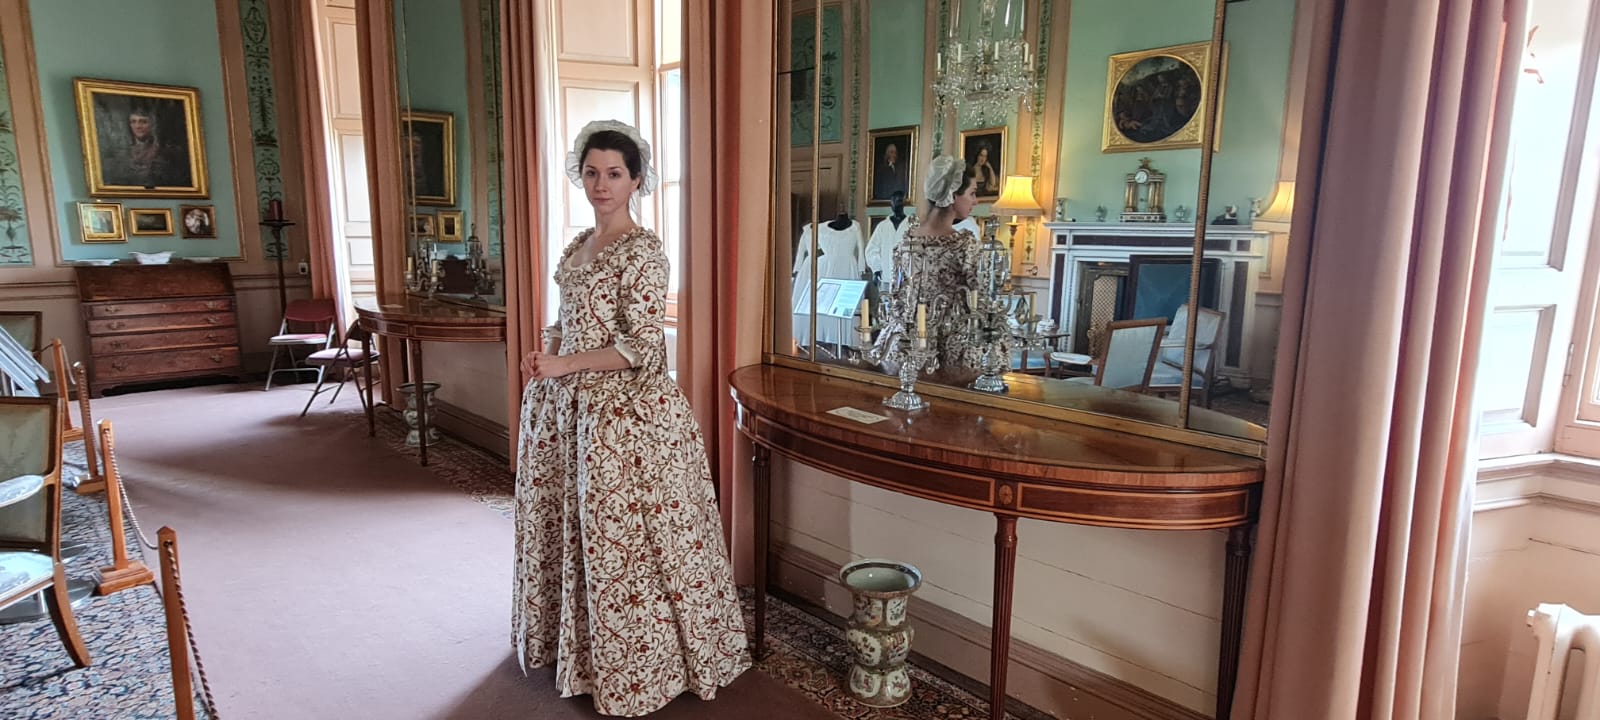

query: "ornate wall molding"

left=240, top=0, right=285, bottom=259
left=0, top=32, right=33, bottom=267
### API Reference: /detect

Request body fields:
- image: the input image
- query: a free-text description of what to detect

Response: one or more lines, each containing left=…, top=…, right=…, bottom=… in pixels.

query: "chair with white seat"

left=0, top=396, right=91, bottom=669
left=1064, top=318, right=1167, bottom=392
left=264, top=298, right=337, bottom=391
left=1147, top=304, right=1225, bottom=407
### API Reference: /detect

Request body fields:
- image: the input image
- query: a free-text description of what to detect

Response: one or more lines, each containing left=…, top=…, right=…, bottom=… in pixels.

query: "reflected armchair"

left=1064, top=318, right=1167, bottom=392
left=1147, top=304, right=1225, bottom=407
left=0, top=397, right=91, bottom=668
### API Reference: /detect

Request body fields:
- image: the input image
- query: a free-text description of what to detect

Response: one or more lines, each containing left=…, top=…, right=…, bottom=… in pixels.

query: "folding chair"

left=264, top=299, right=337, bottom=391
left=299, top=321, right=381, bottom=417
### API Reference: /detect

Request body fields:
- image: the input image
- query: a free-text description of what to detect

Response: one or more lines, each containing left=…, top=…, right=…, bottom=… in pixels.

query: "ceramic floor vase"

left=839, top=558, right=923, bottom=707
left=398, top=382, right=441, bottom=447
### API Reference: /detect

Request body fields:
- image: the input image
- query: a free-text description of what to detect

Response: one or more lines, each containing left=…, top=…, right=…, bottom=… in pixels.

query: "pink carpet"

left=95, top=382, right=836, bottom=719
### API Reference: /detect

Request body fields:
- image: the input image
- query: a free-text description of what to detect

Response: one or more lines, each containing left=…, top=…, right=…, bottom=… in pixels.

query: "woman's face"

left=951, top=177, right=979, bottom=220
left=975, top=146, right=988, bottom=163
left=582, top=148, right=639, bottom=215
left=129, top=114, right=152, bottom=140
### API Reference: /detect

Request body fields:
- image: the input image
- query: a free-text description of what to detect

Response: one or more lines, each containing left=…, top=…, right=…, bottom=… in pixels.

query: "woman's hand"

left=521, top=351, right=574, bottom=380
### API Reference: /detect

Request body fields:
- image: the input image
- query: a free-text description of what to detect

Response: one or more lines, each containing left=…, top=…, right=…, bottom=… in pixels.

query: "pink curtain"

left=680, top=0, right=773, bottom=581
left=499, top=0, right=548, bottom=460
left=283, top=0, right=342, bottom=327
left=1231, top=0, right=1522, bottom=716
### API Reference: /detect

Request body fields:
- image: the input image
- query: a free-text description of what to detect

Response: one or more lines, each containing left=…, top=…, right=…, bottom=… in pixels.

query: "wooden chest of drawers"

left=75, top=264, right=244, bottom=396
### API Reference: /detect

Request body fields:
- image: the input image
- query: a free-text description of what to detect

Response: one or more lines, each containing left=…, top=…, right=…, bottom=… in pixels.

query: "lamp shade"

left=1254, top=181, right=1295, bottom=232
left=992, top=175, right=1042, bottom=215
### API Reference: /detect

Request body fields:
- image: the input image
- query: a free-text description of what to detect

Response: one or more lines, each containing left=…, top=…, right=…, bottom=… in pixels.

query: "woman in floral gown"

left=514, top=120, right=750, bottom=716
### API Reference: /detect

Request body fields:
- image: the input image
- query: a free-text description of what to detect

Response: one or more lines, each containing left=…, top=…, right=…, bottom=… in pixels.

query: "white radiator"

left=1521, top=603, right=1600, bottom=720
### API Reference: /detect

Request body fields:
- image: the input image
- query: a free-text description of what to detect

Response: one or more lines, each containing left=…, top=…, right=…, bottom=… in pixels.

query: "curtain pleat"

left=499, top=0, right=549, bottom=461
left=1231, top=0, right=1521, bottom=716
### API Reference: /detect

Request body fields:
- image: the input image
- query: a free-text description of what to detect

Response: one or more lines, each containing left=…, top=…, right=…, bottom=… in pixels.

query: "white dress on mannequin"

left=866, top=215, right=912, bottom=278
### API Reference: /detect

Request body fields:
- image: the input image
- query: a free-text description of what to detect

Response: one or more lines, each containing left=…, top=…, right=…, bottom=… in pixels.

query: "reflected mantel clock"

left=1121, top=158, right=1167, bottom=223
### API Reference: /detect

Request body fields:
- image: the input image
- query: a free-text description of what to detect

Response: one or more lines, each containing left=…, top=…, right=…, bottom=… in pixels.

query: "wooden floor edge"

left=769, top=542, right=1212, bottom=720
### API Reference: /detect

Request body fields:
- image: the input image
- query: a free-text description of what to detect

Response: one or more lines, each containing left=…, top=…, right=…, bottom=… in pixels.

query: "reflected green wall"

left=31, top=0, right=242, bottom=261
left=867, top=0, right=925, bottom=130
left=1055, top=0, right=1294, bottom=221
left=825, top=0, right=1297, bottom=227
left=396, top=0, right=473, bottom=253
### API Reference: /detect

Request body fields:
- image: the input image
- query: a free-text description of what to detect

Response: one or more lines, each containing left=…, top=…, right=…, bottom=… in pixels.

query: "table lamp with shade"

left=1253, top=181, right=1295, bottom=233
left=992, top=175, right=1043, bottom=269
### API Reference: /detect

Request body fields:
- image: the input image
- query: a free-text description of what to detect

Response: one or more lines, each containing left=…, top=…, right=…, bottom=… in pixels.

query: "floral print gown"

left=514, top=227, right=751, bottom=716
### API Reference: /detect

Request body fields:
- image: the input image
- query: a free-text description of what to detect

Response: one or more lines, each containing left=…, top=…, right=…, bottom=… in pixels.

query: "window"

left=655, top=0, right=684, bottom=320
left=1477, top=0, right=1600, bottom=459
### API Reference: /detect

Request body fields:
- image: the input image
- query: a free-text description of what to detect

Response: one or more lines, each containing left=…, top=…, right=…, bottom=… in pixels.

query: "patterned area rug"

left=0, top=406, right=1025, bottom=720
left=0, top=441, right=210, bottom=720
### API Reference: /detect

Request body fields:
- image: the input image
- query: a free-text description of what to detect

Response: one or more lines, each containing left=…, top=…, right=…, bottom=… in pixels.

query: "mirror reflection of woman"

left=513, top=120, right=749, bottom=716
left=873, top=155, right=998, bottom=385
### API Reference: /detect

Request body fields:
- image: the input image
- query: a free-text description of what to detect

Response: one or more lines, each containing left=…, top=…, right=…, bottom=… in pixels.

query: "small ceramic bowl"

left=131, top=251, right=174, bottom=265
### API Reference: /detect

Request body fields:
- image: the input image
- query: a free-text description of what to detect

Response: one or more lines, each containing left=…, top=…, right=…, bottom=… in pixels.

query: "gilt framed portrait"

left=1101, top=42, right=1228, bottom=153
left=128, top=208, right=173, bottom=236
left=959, top=127, right=1006, bottom=201
left=78, top=202, right=125, bottom=243
left=409, top=212, right=436, bottom=238
left=436, top=210, right=464, bottom=242
left=74, top=78, right=208, bottom=198
left=865, top=126, right=917, bottom=207
left=401, top=110, right=456, bottom=207
left=179, top=205, right=216, bottom=239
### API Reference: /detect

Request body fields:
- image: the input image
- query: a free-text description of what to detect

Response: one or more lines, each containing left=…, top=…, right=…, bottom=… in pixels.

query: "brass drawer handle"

left=204, top=332, right=219, bottom=341
left=107, top=321, right=126, bottom=331
left=206, top=301, right=223, bottom=310
left=205, top=316, right=221, bottom=325
left=209, top=353, right=225, bottom=364
left=112, top=361, right=129, bottom=371
left=103, top=306, right=122, bottom=315
left=108, top=340, right=127, bottom=350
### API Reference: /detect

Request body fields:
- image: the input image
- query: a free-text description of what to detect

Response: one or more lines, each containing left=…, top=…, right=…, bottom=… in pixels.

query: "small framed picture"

left=127, top=208, right=173, bottom=236
left=436, top=210, right=464, bottom=242
left=78, top=202, right=126, bottom=243
left=179, top=204, right=216, bottom=238
left=409, top=212, right=436, bottom=237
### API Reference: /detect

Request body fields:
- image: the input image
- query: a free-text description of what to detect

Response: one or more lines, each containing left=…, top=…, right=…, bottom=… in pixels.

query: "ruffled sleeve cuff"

left=614, top=340, right=641, bottom=368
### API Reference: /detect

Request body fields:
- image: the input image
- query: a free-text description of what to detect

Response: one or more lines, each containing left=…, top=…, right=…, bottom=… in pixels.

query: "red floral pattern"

left=514, top=227, right=750, bottom=716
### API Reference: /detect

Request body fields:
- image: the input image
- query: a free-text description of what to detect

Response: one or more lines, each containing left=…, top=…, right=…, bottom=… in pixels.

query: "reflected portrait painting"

left=74, top=78, right=207, bottom=198
left=401, top=110, right=456, bottom=207
left=1102, top=42, right=1226, bottom=153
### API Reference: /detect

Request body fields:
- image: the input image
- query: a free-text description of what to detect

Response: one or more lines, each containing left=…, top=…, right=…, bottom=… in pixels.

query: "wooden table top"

left=731, top=364, right=1262, bottom=529
left=354, top=295, right=506, bottom=342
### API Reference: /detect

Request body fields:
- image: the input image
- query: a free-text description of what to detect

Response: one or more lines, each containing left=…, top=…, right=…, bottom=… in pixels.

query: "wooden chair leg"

left=45, top=564, right=91, bottom=668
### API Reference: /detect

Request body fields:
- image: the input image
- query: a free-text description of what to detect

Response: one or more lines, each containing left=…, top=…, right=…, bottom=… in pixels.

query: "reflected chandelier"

left=933, top=0, right=1037, bottom=127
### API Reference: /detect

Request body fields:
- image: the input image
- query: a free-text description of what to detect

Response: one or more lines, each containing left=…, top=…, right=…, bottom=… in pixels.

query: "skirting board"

left=771, top=542, right=1209, bottom=720
left=432, top=399, right=510, bottom=462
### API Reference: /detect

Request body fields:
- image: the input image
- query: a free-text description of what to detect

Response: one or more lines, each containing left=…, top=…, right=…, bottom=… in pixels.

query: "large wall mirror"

left=393, top=0, right=505, bottom=307
left=772, top=0, right=1304, bottom=455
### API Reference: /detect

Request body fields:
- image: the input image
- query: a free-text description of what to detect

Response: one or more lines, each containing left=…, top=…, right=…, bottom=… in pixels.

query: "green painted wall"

left=396, top=0, right=474, bottom=255
left=791, top=5, right=843, bottom=146
left=1055, top=0, right=1294, bottom=221
left=0, top=31, right=34, bottom=266
left=866, top=0, right=925, bottom=131
left=32, top=0, right=242, bottom=261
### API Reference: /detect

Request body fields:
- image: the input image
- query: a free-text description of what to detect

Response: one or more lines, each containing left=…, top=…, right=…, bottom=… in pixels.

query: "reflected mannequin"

left=873, top=156, right=999, bottom=386
left=865, top=190, right=913, bottom=281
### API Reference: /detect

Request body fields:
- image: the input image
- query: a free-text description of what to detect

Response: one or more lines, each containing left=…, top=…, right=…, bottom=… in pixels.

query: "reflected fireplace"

left=1046, top=222, right=1270, bottom=384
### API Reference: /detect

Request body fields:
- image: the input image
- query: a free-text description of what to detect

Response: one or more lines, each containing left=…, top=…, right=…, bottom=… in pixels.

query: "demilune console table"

left=354, top=295, right=505, bottom=465
left=729, top=363, right=1264, bottom=719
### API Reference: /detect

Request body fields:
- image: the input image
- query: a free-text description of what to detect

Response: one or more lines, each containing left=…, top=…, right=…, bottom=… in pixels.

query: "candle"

left=916, top=303, right=927, bottom=336
left=407, top=256, right=414, bottom=274
left=969, top=289, right=978, bottom=310
left=859, top=299, right=870, bottom=329
left=936, top=51, right=943, bottom=73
